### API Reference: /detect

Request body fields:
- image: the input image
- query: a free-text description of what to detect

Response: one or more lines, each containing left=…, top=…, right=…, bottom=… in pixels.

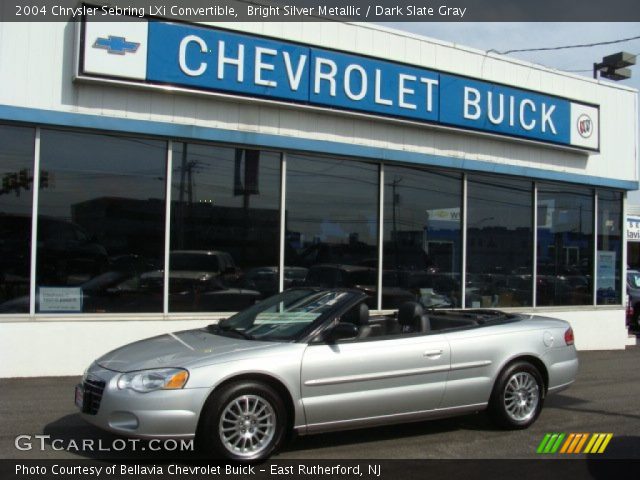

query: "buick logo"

left=577, top=114, right=593, bottom=139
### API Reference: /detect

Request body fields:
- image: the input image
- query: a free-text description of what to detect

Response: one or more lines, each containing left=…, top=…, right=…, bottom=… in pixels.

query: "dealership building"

left=0, top=18, right=637, bottom=377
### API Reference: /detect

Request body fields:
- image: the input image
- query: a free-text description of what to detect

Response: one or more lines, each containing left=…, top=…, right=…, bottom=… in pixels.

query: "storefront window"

left=0, top=125, right=35, bottom=313
left=536, top=183, right=594, bottom=306
left=383, top=166, right=462, bottom=308
left=597, top=190, right=623, bottom=305
left=285, top=155, right=379, bottom=307
left=170, top=144, right=281, bottom=312
left=466, top=175, right=533, bottom=307
left=36, top=130, right=166, bottom=313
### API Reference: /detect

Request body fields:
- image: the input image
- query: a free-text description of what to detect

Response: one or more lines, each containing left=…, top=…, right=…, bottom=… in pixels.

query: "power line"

left=491, top=34, right=640, bottom=55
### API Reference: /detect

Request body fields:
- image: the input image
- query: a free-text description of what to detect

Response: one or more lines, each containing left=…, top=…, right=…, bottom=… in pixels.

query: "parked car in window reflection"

left=141, top=269, right=262, bottom=312
left=292, top=242, right=377, bottom=269
left=241, top=266, right=308, bottom=298
left=626, top=270, right=640, bottom=330
left=170, top=250, right=240, bottom=282
left=0, top=269, right=161, bottom=313
left=37, top=216, right=108, bottom=285
left=536, top=264, right=591, bottom=306
left=1, top=214, right=108, bottom=289
left=304, top=264, right=415, bottom=308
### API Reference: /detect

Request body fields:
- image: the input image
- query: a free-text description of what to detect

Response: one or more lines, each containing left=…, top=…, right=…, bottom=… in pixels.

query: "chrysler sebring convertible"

left=76, top=288, right=578, bottom=461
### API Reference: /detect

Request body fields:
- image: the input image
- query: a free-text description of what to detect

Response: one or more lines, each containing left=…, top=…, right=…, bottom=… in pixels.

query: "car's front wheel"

left=488, top=361, right=544, bottom=429
left=198, top=381, right=287, bottom=461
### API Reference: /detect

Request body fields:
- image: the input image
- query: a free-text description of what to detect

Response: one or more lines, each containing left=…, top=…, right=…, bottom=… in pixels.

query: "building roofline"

left=349, top=22, right=639, bottom=94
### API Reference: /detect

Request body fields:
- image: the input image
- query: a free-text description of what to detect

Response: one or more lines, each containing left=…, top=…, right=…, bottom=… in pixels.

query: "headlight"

left=117, top=368, right=189, bottom=393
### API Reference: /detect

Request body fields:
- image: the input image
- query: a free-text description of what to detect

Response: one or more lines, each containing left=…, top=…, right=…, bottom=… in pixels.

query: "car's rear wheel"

left=198, top=381, right=287, bottom=461
left=488, top=361, right=544, bottom=429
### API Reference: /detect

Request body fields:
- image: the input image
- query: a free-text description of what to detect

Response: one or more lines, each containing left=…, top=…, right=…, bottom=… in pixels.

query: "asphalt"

left=1, top=347, right=639, bottom=460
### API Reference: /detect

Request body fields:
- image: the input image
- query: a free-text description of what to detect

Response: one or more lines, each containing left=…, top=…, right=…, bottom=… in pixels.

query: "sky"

left=382, top=22, right=640, bottom=202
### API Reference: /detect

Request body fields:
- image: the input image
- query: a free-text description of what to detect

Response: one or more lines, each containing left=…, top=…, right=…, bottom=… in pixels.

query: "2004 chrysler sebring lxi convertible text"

left=75, top=288, right=578, bottom=461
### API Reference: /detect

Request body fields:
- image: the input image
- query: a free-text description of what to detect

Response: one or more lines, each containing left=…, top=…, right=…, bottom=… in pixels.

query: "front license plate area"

left=75, top=384, right=83, bottom=409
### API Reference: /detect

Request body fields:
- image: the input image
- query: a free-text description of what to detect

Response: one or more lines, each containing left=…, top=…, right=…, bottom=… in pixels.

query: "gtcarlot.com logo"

left=15, top=435, right=194, bottom=452
left=537, top=433, right=613, bottom=454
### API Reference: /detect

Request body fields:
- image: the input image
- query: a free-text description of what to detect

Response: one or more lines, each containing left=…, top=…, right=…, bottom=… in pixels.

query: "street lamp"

left=593, top=51, right=635, bottom=80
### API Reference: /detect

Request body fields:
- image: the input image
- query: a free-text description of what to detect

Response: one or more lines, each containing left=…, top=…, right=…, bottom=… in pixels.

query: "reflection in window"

left=36, top=130, right=166, bottom=313
left=467, top=175, right=533, bottom=307
left=537, top=183, right=593, bottom=306
left=383, top=166, right=462, bottom=308
left=0, top=125, right=35, bottom=313
left=285, top=155, right=379, bottom=307
left=597, top=190, right=622, bottom=305
left=170, top=144, right=281, bottom=312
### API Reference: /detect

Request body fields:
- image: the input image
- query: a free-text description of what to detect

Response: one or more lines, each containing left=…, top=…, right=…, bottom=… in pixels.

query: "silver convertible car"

left=76, top=288, right=578, bottom=461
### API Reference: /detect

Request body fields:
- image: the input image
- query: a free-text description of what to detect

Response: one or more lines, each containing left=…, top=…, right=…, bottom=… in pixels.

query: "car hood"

left=96, top=328, right=280, bottom=372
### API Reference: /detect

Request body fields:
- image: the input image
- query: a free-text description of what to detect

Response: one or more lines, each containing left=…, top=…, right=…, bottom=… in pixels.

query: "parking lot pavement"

left=1, top=347, right=639, bottom=460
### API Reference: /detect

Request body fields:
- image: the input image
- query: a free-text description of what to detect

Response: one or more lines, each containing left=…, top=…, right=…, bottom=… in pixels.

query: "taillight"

left=564, top=327, right=574, bottom=346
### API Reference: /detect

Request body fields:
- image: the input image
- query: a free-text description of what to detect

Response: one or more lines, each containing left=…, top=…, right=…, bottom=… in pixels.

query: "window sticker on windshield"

left=254, top=312, right=320, bottom=324
left=324, top=292, right=348, bottom=305
left=301, top=292, right=348, bottom=311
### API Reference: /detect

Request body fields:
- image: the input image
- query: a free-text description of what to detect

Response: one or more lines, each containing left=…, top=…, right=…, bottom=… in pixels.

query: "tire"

left=197, top=381, right=287, bottom=462
left=488, top=361, right=544, bottom=429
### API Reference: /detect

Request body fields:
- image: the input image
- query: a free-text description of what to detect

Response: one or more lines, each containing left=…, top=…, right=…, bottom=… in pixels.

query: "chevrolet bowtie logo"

left=93, top=36, right=140, bottom=55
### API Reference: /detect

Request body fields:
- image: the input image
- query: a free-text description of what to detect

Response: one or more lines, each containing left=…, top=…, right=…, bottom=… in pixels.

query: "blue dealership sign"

left=147, top=22, right=310, bottom=102
left=80, top=19, right=599, bottom=151
left=307, top=48, right=439, bottom=123
left=439, top=75, right=571, bottom=145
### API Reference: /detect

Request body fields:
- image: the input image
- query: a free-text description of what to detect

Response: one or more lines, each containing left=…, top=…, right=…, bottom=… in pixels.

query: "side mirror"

left=326, top=322, right=359, bottom=343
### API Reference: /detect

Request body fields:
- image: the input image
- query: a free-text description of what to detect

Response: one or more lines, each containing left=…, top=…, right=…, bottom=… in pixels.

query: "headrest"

left=398, top=302, right=424, bottom=326
left=343, top=302, right=369, bottom=326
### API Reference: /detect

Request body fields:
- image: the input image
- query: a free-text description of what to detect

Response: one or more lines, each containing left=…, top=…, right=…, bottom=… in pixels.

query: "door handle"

left=423, top=349, right=443, bottom=358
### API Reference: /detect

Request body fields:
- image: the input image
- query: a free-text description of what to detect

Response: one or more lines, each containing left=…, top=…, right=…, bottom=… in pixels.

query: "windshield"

left=217, top=289, right=350, bottom=341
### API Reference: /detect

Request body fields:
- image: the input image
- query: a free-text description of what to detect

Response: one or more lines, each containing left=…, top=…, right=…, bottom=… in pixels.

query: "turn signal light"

left=564, top=327, right=575, bottom=346
left=165, top=370, right=189, bottom=389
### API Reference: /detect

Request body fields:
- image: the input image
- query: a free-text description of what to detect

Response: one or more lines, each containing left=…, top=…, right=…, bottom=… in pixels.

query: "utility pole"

left=390, top=176, right=403, bottom=271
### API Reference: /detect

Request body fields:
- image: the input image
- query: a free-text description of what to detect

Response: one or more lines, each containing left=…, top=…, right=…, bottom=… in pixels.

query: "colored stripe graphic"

left=559, top=433, right=575, bottom=453
left=536, top=433, right=552, bottom=453
left=544, top=433, right=559, bottom=453
left=568, top=433, right=584, bottom=453
left=537, top=433, right=566, bottom=454
left=540, top=433, right=614, bottom=454
left=598, top=434, right=613, bottom=453
left=584, top=433, right=613, bottom=454
left=550, top=433, right=566, bottom=453
left=583, top=434, right=599, bottom=453
left=574, top=434, right=589, bottom=453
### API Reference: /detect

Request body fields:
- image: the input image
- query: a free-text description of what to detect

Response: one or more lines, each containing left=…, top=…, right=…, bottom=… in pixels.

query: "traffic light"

left=594, top=52, right=635, bottom=81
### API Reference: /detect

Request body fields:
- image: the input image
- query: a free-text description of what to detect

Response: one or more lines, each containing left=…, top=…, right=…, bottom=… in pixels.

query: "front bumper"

left=77, top=364, right=210, bottom=438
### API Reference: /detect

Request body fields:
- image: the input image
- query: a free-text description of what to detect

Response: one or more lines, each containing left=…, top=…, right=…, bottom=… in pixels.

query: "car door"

left=438, top=326, right=505, bottom=409
left=300, top=333, right=451, bottom=432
